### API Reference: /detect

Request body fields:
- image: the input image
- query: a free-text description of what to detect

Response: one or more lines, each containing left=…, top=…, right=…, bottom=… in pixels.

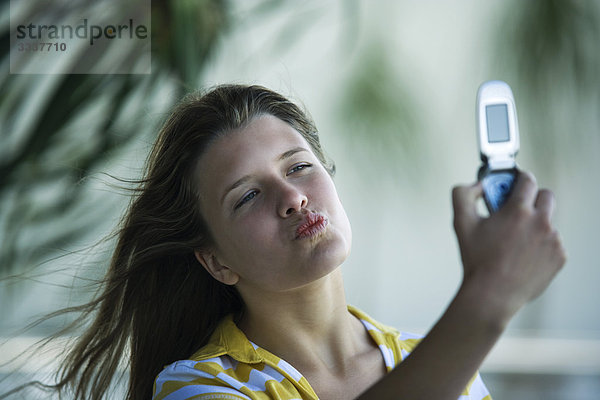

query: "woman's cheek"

left=236, top=209, right=271, bottom=244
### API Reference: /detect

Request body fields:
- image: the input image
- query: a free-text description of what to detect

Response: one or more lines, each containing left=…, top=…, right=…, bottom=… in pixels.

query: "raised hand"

left=452, top=170, right=567, bottom=326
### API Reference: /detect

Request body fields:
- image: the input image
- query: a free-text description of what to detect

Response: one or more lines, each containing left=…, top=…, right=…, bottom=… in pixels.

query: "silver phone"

left=476, top=80, right=520, bottom=213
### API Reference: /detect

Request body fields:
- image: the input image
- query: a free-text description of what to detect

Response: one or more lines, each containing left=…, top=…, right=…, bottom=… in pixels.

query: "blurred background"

left=1, top=0, right=599, bottom=398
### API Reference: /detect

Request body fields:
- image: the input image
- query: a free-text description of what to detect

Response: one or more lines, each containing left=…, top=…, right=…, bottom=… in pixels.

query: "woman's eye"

left=288, top=163, right=312, bottom=175
left=235, top=190, right=258, bottom=210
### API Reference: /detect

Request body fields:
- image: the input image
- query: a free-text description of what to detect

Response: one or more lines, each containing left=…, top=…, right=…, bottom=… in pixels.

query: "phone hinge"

left=487, top=156, right=516, bottom=170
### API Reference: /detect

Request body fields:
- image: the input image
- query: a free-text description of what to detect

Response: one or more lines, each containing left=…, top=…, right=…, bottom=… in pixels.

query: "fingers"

left=554, top=231, right=568, bottom=267
left=506, top=171, right=556, bottom=222
left=506, top=170, right=537, bottom=209
left=534, top=189, right=556, bottom=219
left=453, top=171, right=557, bottom=234
left=452, top=181, right=483, bottom=234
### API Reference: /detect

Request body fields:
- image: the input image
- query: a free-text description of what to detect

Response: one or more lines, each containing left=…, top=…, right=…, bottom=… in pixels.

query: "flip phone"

left=476, top=80, right=520, bottom=213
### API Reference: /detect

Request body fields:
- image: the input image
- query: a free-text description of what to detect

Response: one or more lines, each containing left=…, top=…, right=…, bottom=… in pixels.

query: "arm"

left=358, top=171, right=566, bottom=399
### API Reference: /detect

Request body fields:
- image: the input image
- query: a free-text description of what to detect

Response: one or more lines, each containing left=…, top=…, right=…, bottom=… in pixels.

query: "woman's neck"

left=236, top=268, right=369, bottom=373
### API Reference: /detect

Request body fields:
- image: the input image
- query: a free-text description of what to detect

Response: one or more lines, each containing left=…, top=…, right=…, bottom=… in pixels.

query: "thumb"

left=452, top=182, right=483, bottom=235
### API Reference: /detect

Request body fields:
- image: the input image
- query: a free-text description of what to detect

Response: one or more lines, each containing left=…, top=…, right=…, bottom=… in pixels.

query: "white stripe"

left=360, top=319, right=382, bottom=333
left=161, top=384, right=251, bottom=400
left=399, top=331, right=423, bottom=341
left=216, top=371, right=246, bottom=391
left=206, top=364, right=286, bottom=393
left=242, top=366, right=285, bottom=391
left=201, top=356, right=236, bottom=371
left=379, top=344, right=395, bottom=368
left=464, top=373, right=490, bottom=399
left=400, top=348, right=410, bottom=361
left=277, top=358, right=304, bottom=382
left=257, top=364, right=285, bottom=383
left=154, top=360, right=213, bottom=395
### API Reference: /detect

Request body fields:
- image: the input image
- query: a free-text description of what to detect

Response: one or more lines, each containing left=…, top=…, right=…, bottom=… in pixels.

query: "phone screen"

left=486, top=104, right=510, bottom=143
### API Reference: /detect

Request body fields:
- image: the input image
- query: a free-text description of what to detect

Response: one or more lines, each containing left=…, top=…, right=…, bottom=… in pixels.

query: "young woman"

left=10, top=84, right=565, bottom=400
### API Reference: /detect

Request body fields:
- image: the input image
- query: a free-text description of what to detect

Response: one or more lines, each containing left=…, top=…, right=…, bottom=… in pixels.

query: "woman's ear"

left=194, top=250, right=240, bottom=286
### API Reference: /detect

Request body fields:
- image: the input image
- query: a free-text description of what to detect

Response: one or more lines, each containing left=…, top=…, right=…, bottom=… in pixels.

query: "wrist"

left=455, top=275, right=517, bottom=334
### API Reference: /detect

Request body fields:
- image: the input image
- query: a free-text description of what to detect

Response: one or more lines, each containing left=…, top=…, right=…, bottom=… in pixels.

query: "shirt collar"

left=189, top=314, right=263, bottom=364
left=188, top=306, right=400, bottom=364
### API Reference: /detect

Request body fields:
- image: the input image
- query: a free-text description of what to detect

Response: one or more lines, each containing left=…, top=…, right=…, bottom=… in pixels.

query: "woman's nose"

left=277, top=183, right=308, bottom=217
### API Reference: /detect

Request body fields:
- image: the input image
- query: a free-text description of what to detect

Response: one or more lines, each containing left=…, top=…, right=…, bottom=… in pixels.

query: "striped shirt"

left=153, top=306, right=491, bottom=400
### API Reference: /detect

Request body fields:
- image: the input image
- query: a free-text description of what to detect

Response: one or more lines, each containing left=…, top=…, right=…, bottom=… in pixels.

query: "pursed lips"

left=295, top=212, right=328, bottom=239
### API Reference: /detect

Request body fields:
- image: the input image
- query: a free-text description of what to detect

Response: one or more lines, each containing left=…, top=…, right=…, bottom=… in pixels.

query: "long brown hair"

left=4, top=84, right=335, bottom=399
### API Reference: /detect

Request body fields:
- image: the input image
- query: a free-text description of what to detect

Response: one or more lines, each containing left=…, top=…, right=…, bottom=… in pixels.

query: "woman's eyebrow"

left=220, top=147, right=310, bottom=205
left=278, top=146, right=308, bottom=161
left=221, top=175, right=252, bottom=205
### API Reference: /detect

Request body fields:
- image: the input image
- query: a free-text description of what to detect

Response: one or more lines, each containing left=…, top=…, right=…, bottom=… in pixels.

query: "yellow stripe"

left=154, top=377, right=234, bottom=400
left=188, top=394, right=250, bottom=400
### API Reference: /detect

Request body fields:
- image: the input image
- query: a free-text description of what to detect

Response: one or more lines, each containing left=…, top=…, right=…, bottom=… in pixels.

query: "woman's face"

left=195, top=115, right=352, bottom=293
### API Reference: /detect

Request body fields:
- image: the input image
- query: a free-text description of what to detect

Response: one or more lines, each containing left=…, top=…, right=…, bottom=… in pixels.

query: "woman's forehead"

left=195, top=115, right=312, bottom=201
left=224, top=115, right=307, bottom=154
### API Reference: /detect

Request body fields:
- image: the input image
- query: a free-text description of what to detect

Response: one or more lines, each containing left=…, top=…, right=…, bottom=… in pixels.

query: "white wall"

left=202, top=0, right=600, bottom=373
left=2, top=0, right=598, bottom=382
